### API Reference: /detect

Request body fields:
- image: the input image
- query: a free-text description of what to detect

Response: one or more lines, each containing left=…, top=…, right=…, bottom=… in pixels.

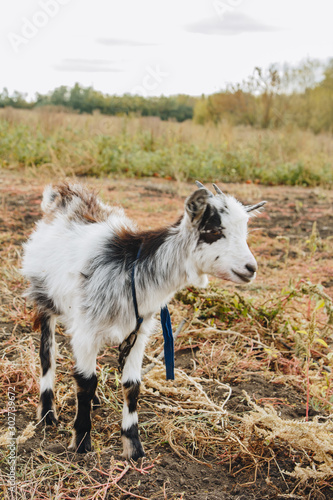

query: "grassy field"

left=0, top=108, right=333, bottom=186
left=0, top=112, right=333, bottom=498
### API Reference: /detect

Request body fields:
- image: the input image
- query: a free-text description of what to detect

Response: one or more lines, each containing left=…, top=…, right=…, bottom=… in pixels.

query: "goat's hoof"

left=44, top=412, right=58, bottom=426
left=92, top=394, right=101, bottom=410
left=38, top=391, right=58, bottom=425
left=131, top=448, right=145, bottom=461
left=122, top=447, right=145, bottom=461
left=39, top=406, right=58, bottom=426
left=69, top=432, right=92, bottom=453
left=122, top=437, right=145, bottom=461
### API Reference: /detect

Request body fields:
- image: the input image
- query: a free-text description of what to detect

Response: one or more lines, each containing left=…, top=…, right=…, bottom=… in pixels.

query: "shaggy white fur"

left=22, top=181, right=265, bottom=459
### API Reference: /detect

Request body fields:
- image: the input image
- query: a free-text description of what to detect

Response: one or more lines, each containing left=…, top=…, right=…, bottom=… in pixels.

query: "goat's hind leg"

left=69, top=338, right=99, bottom=453
left=38, top=313, right=58, bottom=425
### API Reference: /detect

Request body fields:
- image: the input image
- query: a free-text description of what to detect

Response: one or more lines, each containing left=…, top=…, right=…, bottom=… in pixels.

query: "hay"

left=241, top=391, right=333, bottom=482
left=0, top=422, right=36, bottom=448
left=16, top=422, right=36, bottom=445
left=142, top=365, right=232, bottom=461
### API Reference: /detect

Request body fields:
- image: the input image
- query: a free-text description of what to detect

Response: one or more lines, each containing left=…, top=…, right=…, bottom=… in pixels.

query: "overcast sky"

left=1, top=0, right=332, bottom=98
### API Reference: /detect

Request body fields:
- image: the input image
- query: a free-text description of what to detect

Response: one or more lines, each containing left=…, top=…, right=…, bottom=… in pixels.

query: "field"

left=1, top=108, right=333, bottom=186
left=0, top=111, right=333, bottom=499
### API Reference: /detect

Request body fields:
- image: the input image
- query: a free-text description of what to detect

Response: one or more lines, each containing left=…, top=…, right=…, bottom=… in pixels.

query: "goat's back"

left=41, top=183, right=114, bottom=224
left=22, top=183, right=136, bottom=328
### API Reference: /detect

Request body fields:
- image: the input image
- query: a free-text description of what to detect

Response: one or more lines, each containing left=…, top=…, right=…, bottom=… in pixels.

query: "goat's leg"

left=121, top=333, right=146, bottom=460
left=69, top=339, right=99, bottom=453
left=92, top=393, right=101, bottom=410
left=38, top=313, right=58, bottom=425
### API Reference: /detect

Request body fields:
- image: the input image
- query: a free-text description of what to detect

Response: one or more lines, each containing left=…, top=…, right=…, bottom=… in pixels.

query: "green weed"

left=1, top=109, right=332, bottom=186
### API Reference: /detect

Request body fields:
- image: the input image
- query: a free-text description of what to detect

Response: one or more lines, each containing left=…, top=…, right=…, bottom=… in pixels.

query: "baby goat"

left=22, top=181, right=266, bottom=460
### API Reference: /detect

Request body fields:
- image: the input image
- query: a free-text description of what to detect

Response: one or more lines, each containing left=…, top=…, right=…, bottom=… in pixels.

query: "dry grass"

left=1, top=174, right=333, bottom=498
left=241, top=393, right=333, bottom=482
left=0, top=108, right=332, bottom=185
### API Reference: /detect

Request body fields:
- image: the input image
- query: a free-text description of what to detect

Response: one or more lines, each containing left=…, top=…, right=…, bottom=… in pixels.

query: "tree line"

left=0, top=85, right=195, bottom=123
left=1, top=59, right=332, bottom=132
left=193, top=59, right=333, bottom=133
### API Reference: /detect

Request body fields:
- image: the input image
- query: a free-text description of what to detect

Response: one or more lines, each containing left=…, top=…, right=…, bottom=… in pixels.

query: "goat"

left=21, top=181, right=266, bottom=460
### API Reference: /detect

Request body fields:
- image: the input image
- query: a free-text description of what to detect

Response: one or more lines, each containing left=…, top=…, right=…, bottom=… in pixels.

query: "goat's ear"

left=185, top=188, right=212, bottom=224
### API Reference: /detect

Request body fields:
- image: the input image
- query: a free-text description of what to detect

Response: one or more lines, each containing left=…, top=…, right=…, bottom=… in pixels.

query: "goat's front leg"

left=69, top=338, right=99, bottom=453
left=121, top=333, right=146, bottom=460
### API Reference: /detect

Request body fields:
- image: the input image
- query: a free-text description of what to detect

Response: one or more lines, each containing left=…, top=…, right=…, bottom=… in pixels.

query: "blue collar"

left=131, top=246, right=175, bottom=380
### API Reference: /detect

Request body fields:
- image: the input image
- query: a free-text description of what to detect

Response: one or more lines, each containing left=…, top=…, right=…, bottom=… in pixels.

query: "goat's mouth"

left=231, top=270, right=253, bottom=283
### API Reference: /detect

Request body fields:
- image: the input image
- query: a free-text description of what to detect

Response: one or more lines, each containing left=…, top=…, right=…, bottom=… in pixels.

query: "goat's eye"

left=211, top=227, right=226, bottom=237
left=199, top=227, right=226, bottom=243
left=217, top=226, right=226, bottom=236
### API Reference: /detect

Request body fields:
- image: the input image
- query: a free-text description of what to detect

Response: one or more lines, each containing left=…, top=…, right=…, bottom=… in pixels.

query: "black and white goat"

left=22, top=181, right=265, bottom=460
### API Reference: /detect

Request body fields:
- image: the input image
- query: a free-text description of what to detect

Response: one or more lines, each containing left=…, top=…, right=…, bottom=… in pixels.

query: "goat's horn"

left=212, top=183, right=224, bottom=195
left=246, top=201, right=267, bottom=212
left=195, top=180, right=213, bottom=198
left=195, top=180, right=205, bottom=189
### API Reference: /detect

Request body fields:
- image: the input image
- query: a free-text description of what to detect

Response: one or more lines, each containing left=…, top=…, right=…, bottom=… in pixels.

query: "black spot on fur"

left=98, top=217, right=182, bottom=274
left=199, top=205, right=221, bottom=231
left=199, top=231, right=225, bottom=244
left=40, top=389, right=57, bottom=425
left=83, top=218, right=183, bottom=319
left=73, top=372, right=98, bottom=453
left=40, top=314, right=53, bottom=375
left=29, top=277, right=59, bottom=316
left=110, top=226, right=175, bottom=269
left=121, top=424, right=145, bottom=460
left=123, top=381, right=141, bottom=413
left=198, top=205, right=225, bottom=244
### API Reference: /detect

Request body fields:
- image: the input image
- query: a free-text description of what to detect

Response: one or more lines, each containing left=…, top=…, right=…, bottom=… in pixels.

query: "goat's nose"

left=245, top=263, right=257, bottom=275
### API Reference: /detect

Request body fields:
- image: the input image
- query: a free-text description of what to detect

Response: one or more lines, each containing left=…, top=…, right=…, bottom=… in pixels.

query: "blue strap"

left=160, top=305, right=175, bottom=380
left=131, top=246, right=174, bottom=380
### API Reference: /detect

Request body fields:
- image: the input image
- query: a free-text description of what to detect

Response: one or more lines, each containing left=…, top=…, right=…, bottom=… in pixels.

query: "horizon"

left=2, top=54, right=331, bottom=102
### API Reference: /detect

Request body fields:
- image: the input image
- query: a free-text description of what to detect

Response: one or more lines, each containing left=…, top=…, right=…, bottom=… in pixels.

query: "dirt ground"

left=1, top=172, right=333, bottom=499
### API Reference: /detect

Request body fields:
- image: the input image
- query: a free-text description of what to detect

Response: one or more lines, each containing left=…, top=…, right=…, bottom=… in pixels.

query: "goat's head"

left=185, top=181, right=266, bottom=285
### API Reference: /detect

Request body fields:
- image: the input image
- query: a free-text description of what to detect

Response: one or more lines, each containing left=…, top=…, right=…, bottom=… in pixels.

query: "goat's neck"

left=136, top=222, right=203, bottom=314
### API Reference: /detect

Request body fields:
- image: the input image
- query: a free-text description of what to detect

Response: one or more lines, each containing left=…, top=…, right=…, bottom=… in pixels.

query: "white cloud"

left=185, top=12, right=276, bottom=36
left=96, top=38, right=159, bottom=47
left=54, top=59, right=125, bottom=72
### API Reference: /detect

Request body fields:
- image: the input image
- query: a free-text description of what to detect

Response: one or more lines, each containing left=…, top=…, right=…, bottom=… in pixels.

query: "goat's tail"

left=41, top=183, right=83, bottom=215
left=41, top=183, right=111, bottom=223
left=41, top=184, right=62, bottom=215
